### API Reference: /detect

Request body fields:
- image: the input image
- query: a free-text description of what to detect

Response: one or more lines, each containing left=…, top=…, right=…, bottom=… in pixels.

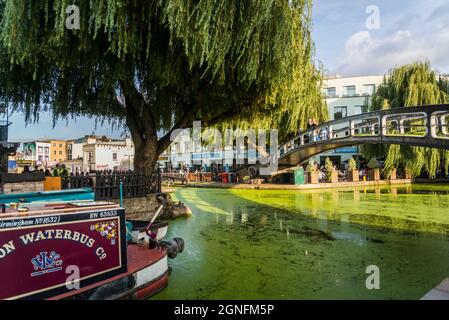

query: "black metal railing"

left=61, top=172, right=94, bottom=189
left=61, top=170, right=161, bottom=200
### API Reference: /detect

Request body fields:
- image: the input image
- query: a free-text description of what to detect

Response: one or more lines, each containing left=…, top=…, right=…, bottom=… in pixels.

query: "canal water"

left=153, top=184, right=449, bottom=299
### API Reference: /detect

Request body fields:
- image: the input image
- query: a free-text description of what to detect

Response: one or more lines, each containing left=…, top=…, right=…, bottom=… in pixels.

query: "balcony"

left=323, top=91, right=373, bottom=99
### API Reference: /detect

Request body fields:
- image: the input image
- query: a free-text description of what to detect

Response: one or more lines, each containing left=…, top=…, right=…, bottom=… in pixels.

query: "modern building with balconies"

left=311, top=75, right=385, bottom=167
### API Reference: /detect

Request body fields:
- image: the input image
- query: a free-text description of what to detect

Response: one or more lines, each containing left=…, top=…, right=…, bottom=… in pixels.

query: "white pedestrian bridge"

left=277, top=104, right=449, bottom=168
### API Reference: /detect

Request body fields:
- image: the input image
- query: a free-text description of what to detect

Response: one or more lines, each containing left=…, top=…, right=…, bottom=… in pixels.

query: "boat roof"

left=0, top=201, right=121, bottom=220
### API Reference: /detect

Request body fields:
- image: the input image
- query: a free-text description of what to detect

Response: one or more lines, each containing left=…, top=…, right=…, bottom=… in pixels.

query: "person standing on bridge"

left=306, top=119, right=314, bottom=130
left=321, top=126, right=329, bottom=140
left=314, top=128, right=321, bottom=142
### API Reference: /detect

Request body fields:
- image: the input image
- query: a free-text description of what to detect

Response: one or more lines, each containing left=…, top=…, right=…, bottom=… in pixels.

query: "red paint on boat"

left=133, top=274, right=169, bottom=300
left=49, top=244, right=168, bottom=300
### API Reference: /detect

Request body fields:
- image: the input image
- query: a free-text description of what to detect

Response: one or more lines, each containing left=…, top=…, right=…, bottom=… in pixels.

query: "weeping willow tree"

left=0, top=0, right=327, bottom=175
left=362, top=62, right=449, bottom=178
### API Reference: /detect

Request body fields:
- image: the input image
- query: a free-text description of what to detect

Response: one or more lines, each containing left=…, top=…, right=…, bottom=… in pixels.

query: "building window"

left=343, top=85, right=356, bottom=96
left=326, top=87, right=336, bottom=97
left=38, top=155, right=43, bottom=161
left=44, top=147, right=49, bottom=154
left=59, top=144, right=62, bottom=147
left=59, top=151, right=62, bottom=155
left=54, top=151, right=56, bottom=155
left=38, top=146, right=43, bottom=153
left=112, top=153, right=117, bottom=161
left=53, top=143, right=56, bottom=147
left=363, top=84, right=375, bottom=96
left=354, top=105, right=368, bottom=114
left=334, top=106, right=347, bottom=120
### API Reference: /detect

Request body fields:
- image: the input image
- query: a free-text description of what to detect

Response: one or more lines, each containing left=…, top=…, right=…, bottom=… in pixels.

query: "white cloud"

left=332, top=2, right=449, bottom=76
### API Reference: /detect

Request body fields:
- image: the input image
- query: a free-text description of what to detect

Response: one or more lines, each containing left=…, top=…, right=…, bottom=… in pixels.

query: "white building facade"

left=82, top=138, right=134, bottom=172
left=158, top=129, right=263, bottom=173
left=310, top=75, right=385, bottom=167
left=157, top=75, right=386, bottom=172
left=21, top=141, right=51, bottom=165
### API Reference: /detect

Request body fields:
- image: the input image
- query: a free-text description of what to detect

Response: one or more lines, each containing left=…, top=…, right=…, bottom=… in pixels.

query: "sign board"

left=0, top=208, right=127, bottom=299
left=333, top=147, right=358, bottom=154
left=22, top=142, right=36, bottom=160
left=294, top=168, right=305, bottom=185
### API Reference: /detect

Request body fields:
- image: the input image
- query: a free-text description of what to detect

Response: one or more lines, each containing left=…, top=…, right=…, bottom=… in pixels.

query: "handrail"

left=278, top=105, right=449, bottom=159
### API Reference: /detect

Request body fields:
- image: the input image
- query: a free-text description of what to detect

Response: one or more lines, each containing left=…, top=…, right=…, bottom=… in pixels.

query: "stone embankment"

left=169, top=178, right=449, bottom=191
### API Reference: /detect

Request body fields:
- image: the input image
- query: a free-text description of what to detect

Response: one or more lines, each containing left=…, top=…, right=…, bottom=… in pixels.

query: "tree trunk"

left=120, top=79, right=194, bottom=177
left=120, top=79, right=159, bottom=177
left=133, top=138, right=159, bottom=176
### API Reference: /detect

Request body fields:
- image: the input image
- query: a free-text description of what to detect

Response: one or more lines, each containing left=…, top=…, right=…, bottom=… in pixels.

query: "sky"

left=5, top=0, right=449, bottom=142
left=313, top=0, right=449, bottom=76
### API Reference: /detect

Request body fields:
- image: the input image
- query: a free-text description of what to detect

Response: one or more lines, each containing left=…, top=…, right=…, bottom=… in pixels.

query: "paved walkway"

left=422, top=278, right=449, bottom=300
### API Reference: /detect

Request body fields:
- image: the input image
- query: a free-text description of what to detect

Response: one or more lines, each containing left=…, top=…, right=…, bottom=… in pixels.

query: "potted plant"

left=404, top=168, right=412, bottom=179
left=306, top=161, right=319, bottom=184
left=325, top=157, right=338, bottom=183
left=348, top=156, right=359, bottom=182
left=388, top=168, right=397, bottom=180
left=367, top=157, right=380, bottom=181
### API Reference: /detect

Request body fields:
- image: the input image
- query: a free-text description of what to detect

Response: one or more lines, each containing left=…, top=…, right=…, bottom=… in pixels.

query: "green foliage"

left=324, top=157, right=334, bottom=181
left=367, top=157, right=379, bottom=169
left=348, top=156, right=357, bottom=171
left=306, top=161, right=317, bottom=174
left=0, top=0, right=327, bottom=145
left=361, top=62, right=449, bottom=178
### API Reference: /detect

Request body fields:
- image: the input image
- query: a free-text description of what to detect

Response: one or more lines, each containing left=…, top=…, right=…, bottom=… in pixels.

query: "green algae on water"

left=153, top=184, right=449, bottom=300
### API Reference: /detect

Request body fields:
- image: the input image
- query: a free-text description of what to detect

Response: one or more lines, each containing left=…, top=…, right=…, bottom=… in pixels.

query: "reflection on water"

left=153, top=184, right=449, bottom=300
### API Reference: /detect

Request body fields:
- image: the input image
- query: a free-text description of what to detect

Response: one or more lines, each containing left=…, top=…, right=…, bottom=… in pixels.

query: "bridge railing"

left=278, top=106, right=449, bottom=159
left=431, top=111, right=449, bottom=139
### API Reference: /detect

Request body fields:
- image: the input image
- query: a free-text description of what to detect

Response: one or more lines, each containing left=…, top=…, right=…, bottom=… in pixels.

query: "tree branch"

left=119, top=78, right=157, bottom=142
left=202, top=96, right=264, bottom=127
left=157, top=105, right=195, bottom=154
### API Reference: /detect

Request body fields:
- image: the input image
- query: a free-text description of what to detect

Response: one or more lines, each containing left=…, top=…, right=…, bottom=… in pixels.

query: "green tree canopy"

left=0, top=0, right=327, bottom=174
left=362, top=61, right=449, bottom=178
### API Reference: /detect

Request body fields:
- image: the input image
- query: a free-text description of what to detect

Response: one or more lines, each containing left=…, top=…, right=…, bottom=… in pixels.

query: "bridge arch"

left=277, top=104, right=449, bottom=168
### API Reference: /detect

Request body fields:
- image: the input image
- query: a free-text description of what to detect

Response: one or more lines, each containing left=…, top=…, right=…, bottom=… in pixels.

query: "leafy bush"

left=367, top=157, right=379, bottom=169
left=324, top=157, right=334, bottom=181
left=306, top=161, right=317, bottom=174
left=348, top=157, right=357, bottom=171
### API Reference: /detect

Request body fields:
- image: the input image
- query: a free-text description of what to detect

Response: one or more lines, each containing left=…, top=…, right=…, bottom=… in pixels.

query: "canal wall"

left=1, top=181, right=44, bottom=194
left=179, top=178, right=449, bottom=191
left=122, top=193, right=191, bottom=221
left=122, top=194, right=160, bottom=221
left=184, top=179, right=418, bottom=190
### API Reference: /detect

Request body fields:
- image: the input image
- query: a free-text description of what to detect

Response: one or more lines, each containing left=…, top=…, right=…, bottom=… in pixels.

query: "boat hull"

left=0, top=204, right=127, bottom=300
left=49, top=245, right=169, bottom=300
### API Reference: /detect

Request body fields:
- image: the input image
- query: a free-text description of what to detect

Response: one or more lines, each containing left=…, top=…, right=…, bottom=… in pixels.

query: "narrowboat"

left=0, top=188, right=94, bottom=204
left=0, top=191, right=183, bottom=300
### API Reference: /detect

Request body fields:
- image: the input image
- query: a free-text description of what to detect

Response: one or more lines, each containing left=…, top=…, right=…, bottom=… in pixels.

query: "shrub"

left=306, top=161, right=317, bottom=174
left=367, top=157, right=379, bottom=169
left=348, top=157, right=357, bottom=171
left=324, top=157, right=334, bottom=181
